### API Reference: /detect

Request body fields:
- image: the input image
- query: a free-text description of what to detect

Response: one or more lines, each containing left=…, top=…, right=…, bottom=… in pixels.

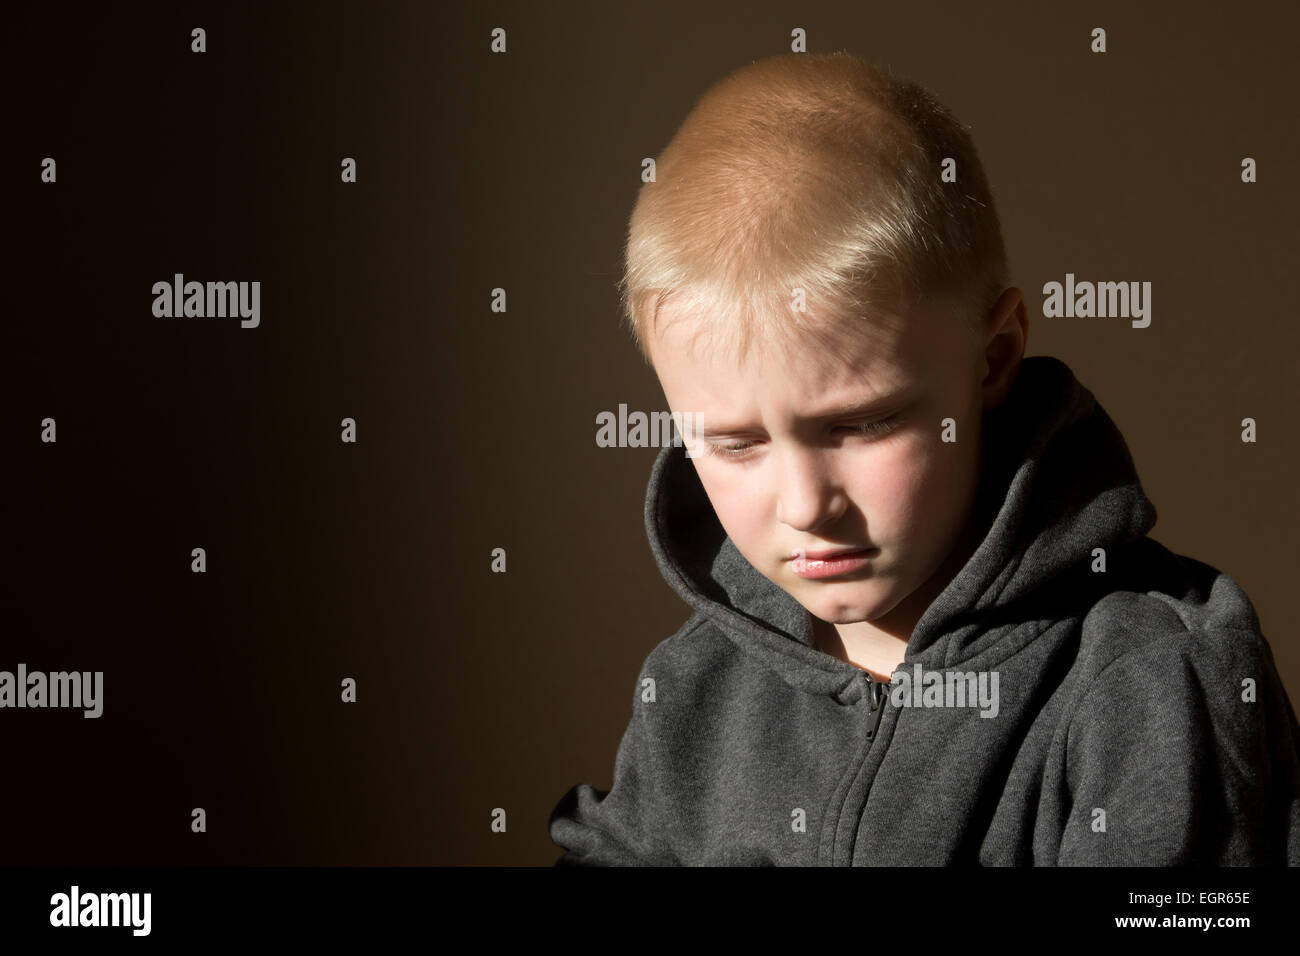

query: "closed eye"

left=702, top=415, right=901, bottom=461
left=839, top=418, right=898, bottom=438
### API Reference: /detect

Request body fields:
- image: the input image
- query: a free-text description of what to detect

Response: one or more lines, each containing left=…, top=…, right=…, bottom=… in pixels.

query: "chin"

left=804, top=586, right=893, bottom=621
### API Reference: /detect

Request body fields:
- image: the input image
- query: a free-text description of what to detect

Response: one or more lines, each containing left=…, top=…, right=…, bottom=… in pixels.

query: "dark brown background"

left=4, top=0, right=1297, bottom=865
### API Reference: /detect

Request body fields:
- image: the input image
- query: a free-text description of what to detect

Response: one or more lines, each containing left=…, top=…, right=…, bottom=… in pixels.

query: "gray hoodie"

left=549, top=356, right=1300, bottom=864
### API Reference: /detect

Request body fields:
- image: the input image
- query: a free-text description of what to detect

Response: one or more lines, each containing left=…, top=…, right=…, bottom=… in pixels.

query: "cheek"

left=847, top=443, right=921, bottom=511
left=694, top=464, right=767, bottom=545
left=850, top=438, right=955, bottom=528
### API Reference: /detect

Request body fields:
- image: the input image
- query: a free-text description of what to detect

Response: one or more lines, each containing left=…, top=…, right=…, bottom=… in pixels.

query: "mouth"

left=789, top=546, right=876, bottom=561
left=787, top=546, right=879, bottom=580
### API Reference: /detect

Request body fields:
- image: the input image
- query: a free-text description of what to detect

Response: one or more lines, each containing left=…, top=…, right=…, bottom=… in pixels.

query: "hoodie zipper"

left=818, top=675, right=889, bottom=866
left=864, top=677, right=888, bottom=740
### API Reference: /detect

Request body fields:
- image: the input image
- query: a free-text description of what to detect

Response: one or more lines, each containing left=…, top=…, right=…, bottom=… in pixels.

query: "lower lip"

left=790, top=549, right=878, bottom=579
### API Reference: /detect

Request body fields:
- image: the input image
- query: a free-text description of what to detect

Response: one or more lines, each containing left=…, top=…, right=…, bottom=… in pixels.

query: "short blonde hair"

left=619, top=51, right=1009, bottom=367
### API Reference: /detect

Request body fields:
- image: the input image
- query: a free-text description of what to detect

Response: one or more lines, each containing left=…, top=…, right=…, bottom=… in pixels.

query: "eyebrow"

left=698, top=387, right=914, bottom=437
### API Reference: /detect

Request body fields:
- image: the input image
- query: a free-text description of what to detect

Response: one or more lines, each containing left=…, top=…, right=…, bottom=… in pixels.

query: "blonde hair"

left=618, top=51, right=1009, bottom=367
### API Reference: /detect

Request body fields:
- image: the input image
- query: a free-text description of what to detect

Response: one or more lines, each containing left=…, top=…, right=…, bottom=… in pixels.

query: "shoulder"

left=629, top=612, right=808, bottom=730
left=1063, top=549, right=1297, bottom=785
left=629, top=613, right=744, bottom=704
left=1074, top=537, right=1272, bottom=691
left=1063, top=541, right=1296, bottom=761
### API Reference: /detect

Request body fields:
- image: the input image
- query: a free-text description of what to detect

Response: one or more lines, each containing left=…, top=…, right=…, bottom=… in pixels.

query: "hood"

left=643, top=355, right=1159, bottom=675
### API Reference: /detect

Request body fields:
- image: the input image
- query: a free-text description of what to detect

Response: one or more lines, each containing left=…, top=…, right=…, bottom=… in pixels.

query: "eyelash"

left=702, top=417, right=900, bottom=461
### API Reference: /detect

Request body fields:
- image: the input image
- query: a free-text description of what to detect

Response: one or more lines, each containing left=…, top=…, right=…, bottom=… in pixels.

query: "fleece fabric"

left=549, top=356, right=1300, bottom=865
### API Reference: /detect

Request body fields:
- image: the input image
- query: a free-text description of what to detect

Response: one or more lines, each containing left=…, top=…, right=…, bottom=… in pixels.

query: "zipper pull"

left=865, top=678, right=887, bottom=740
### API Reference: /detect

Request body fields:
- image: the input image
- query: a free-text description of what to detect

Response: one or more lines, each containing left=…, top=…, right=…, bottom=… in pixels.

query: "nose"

left=775, top=447, right=848, bottom=532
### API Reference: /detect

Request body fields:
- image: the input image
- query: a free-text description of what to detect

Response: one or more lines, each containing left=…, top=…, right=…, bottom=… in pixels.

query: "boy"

left=548, top=51, right=1300, bottom=864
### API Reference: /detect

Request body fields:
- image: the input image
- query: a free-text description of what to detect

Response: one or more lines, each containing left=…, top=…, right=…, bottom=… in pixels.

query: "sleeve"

left=1056, top=630, right=1300, bottom=865
left=547, top=666, right=679, bottom=866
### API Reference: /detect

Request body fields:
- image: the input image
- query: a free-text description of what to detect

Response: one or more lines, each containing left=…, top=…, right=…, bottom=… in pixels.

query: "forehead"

left=649, top=296, right=935, bottom=411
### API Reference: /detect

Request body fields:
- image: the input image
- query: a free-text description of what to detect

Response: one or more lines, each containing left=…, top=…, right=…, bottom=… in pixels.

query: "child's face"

left=648, top=293, right=988, bottom=637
